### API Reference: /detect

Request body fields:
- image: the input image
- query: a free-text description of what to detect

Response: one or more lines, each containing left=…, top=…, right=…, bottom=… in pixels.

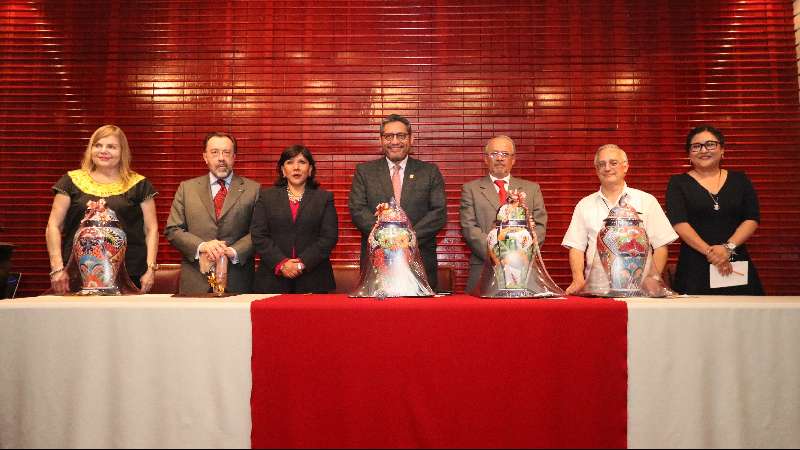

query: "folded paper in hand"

left=710, top=261, right=748, bottom=289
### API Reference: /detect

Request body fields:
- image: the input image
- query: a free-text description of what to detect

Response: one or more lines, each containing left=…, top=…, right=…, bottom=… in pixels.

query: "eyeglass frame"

left=485, top=151, right=515, bottom=160
left=206, top=149, right=235, bottom=158
left=689, top=140, right=721, bottom=153
left=380, top=132, right=410, bottom=142
left=594, top=159, right=627, bottom=169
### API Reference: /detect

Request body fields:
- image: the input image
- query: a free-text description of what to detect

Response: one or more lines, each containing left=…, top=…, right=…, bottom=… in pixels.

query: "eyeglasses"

left=486, top=151, right=514, bottom=160
left=381, top=133, right=410, bottom=142
left=689, top=140, right=720, bottom=153
left=595, top=160, right=626, bottom=169
left=207, top=149, right=234, bottom=157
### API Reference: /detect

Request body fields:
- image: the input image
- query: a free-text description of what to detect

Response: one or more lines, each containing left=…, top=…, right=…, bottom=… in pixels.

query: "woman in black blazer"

left=251, top=144, right=338, bottom=293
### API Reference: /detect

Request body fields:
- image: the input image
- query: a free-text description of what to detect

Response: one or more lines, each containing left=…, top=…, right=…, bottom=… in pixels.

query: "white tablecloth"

left=627, top=296, right=800, bottom=448
left=2, top=294, right=799, bottom=448
left=0, top=294, right=267, bottom=449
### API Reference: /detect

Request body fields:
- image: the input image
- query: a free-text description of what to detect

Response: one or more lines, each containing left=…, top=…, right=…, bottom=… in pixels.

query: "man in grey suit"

left=460, top=136, right=548, bottom=292
left=165, top=132, right=260, bottom=294
left=348, top=114, right=447, bottom=290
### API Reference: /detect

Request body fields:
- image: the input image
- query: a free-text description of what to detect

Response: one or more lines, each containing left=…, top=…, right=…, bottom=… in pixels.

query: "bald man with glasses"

left=561, top=144, right=677, bottom=295
left=459, top=136, right=548, bottom=293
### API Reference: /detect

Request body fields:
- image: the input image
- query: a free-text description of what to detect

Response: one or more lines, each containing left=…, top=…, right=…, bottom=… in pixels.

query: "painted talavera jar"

left=487, top=201, right=533, bottom=292
left=474, top=189, right=564, bottom=298
left=72, top=199, right=127, bottom=295
left=350, top=198, right=434, bottom=298
left=596, top=199, right=649, bottom=296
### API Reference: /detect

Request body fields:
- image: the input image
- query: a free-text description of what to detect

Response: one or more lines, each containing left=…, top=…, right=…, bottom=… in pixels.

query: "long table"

left=626, top=296, right=800, bottom=448
left=0, top=294, right=267, bottom=449
left=1, top=294, right=798, bottom=448
left=250, top=294, right=628, bottom=448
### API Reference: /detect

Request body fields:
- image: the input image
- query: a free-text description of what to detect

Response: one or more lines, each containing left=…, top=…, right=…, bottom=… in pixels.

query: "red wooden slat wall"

left=1, top=0, right=799, bottom=297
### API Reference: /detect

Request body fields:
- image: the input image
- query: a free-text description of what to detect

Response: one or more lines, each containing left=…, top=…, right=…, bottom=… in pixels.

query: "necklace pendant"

left=713, top=204, right=720, bottom=211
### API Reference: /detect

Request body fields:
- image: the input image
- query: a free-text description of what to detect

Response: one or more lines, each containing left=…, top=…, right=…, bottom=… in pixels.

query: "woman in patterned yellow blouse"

left=45, top=125, right=159, bottom=294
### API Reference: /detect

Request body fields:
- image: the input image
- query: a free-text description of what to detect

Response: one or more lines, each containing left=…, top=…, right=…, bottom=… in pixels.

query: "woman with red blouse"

left=251, top=145, right=338, bottom=293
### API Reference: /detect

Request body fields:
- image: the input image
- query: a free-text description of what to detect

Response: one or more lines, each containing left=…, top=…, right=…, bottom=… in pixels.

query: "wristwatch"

left=722, top=242, right=737, bottom=260
left=147, top=263, right=160, bottom=272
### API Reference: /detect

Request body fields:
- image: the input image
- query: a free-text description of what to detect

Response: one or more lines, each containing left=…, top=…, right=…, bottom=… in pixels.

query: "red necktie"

left=214, top=179, right=228, bottom=219
left=495, top=179, right=508, bottom=205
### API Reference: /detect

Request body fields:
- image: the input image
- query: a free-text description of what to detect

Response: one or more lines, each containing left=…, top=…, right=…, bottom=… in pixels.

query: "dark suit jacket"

left=348, top=157, right=447, bottom=288
left=251, top=186, right=338, bottom=293
left=460, top=176, right=548, bottom=292
left=164, top=174, right=260, bottom=294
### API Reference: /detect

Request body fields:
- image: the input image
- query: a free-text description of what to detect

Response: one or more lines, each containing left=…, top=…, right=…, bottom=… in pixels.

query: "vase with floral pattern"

left=474, top=189, right=564, bottom=298
left=72, top=199, right=127, bottom=295
left=350, top=198, right=434, bottom=298
left=596, top=197, right=649, bottom=296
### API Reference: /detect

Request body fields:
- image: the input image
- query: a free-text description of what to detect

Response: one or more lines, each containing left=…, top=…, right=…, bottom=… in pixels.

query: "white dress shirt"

left=561, top=184, right=678, bottom=278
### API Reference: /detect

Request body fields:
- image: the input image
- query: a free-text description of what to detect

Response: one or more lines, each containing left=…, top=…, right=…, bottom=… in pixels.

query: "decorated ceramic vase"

left=72, top=199, right=127, bottom=295
left=488, top=200, right=533, bottom=291
left=474, top=190, right=564, bottom=298
left=596, top=198, right=649, bottom=296
left=350, top=198, right=435, bottom=298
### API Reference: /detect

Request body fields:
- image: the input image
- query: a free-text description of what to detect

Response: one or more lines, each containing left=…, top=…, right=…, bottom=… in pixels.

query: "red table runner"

left=251, top=294, right=627, bottom=448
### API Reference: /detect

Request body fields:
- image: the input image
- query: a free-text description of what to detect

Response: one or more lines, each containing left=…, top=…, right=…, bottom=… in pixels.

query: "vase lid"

left=80, top=199, right=121, bottom=226
left=495, top=189, right=529, bottom=225
left=375, top=198, right=411, bottom=225
left=604, top=194, right=642, bottom=224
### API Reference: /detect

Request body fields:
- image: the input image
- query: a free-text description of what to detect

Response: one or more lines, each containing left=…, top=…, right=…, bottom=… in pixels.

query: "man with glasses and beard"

left=165, top=132, right=261, bottom=294
left=348, top=114, right=447, bottom=290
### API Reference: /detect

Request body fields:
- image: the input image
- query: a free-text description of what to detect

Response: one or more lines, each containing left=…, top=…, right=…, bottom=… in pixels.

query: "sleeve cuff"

left=650, top=234, right=679, bottom=249
left=561, top=240, right=585, bottom=250
left=229, top=248, right=240, bottom=265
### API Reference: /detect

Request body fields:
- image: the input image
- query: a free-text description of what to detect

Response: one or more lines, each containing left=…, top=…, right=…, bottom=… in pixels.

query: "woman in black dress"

left=45, top=125, right=159, bottom=294
left=665, top=125, right=763, bottom=295
left=251, top=145, right=338, bottom=293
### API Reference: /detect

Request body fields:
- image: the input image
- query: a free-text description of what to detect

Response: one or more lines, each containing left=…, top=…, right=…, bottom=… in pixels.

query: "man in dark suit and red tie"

left=459, top=136, right=548, bottom=293
left=165, top=132, right=261, bottom=294
left=348, top=114, right=447, bottom=290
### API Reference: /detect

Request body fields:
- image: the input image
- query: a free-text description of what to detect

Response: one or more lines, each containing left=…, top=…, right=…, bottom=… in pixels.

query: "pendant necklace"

left=707, top=170, right=722, bottom=211
left=709, top=193, right=720, bottom=211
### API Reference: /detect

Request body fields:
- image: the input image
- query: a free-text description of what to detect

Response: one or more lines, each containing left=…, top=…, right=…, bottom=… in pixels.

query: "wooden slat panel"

left=1, top=0, right=798, bottom=296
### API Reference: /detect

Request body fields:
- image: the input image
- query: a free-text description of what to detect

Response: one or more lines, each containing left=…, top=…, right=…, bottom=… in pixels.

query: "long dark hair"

left=274, top=144, right=320, bottom=189
left=685, top=125, right=725, bottom=153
